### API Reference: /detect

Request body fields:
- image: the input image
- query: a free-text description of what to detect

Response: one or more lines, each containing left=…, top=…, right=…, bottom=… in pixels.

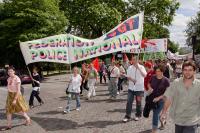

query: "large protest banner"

left=123, top=38, right=168, bottom=53
left=20, top=12, right=144, bottom=65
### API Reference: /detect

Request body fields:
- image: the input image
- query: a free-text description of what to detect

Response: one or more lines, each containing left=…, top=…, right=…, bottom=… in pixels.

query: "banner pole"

left=26, top=65, right=35, bottom=85
left=69, top=64, right=72, bottom=74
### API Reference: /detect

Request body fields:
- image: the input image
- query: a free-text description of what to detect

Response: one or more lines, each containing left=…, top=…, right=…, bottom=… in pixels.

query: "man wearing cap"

left=123, top=56, right=147, bottom=122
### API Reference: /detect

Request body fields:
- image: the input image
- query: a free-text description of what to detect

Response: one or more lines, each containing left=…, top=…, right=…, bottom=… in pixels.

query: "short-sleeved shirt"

left=175, top=64, right=182, bottom=73
left=7, top=75, right=21, bottom=92
left=119, top=65, right=126, bottom=78
left=88, top=68, right=97, bottom=79
left=32, top=73, right=40, bottom=87
left=68, top=74, right=82, bottom=93
left=127, top=64, right=147, bottom=91
left=164, top=78, right=200, bottom=126
left=149, top=75, right=170, bottom=97
left=110, top=66, right=120, bottom=78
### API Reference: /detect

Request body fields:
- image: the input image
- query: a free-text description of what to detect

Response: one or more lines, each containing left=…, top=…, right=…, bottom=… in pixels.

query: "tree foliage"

left=185, top=11, right=200, bottom=54
left=61, top=0, right=179, bottom=39
left=60, top=0, right=124, bottom=38
left=168, top=40, right=179, bottom=53
left=0, top=0, right=67, bottom=67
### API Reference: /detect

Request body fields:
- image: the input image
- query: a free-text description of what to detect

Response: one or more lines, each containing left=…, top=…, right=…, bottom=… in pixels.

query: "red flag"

left=141, top=39, right=156, bottom=48
left=111, top=55, right=115, bottom=62
left=92, top=58, right=99, bottom=71
left=123, top=53, right=128, bottom=62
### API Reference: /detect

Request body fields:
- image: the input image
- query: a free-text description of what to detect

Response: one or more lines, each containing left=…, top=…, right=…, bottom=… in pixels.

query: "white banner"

left=167, top=51, right=193, bottom=60
left=20, top=12, right=144, bottom=65
left=123, top=38, right=168, bottom=53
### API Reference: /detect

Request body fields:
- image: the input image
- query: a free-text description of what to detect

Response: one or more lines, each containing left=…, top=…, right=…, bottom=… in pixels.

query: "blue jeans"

left=152, top=100, right=164, bottom=129
left=66, top=93, right=80, bottom=111
left=125, top=90, right=144, bottom=118
left=175, top=124, right=199, bottom=133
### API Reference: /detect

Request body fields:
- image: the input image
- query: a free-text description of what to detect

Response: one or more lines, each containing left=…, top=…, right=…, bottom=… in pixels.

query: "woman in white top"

left=64, top=67, right=82, bottom=113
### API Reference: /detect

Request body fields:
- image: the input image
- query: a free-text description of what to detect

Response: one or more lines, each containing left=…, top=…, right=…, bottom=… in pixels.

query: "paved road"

left=1, top=73, right=200, bottom=133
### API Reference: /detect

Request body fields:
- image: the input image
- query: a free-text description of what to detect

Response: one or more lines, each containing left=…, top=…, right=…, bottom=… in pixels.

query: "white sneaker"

left=123, top=117, right=130, bottom=122
left=134, top=117, right=139, bottom=121
left=63, top=110, right=70, bottom=113
left=117, top=92, right=120, bottom=95
left=76, top=108, right=81, bottom=111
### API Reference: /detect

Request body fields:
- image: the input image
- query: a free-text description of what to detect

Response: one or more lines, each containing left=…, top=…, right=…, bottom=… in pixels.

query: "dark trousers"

left=107, top=72, right=111, bottom=81
left=125, top=90, right=144, bottom=118
left=175, top=124, right=199, bottom=133
left=29, top=90, right=42, bottom=106
left=118, top=78, right=125, bottom=92
left=99, top=72, right=106, bottom=83
left=80, top=80, right=89, bottom=94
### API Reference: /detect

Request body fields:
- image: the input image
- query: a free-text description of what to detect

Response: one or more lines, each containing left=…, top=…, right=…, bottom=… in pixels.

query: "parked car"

left=0, top=69, right=8, bottom=86
left=20, top=74, right=32, bottom=84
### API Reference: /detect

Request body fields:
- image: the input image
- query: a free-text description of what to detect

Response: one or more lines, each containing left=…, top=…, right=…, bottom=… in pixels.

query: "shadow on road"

left=138, top=129, right=152, bottom=133
left=80, top=120, right=122, bottom=128
left=95, top=93, right=110, bottom=97
left=30, top=116, right=123, bottom=131
left=0, top=112, right=24, bottom=120
left=0, top=123, right=25, bottom=131
left=36, top=110, right=61, bottom=115
left=31, top=116, right=78, bottom=131
left=107, top=109, right=126, bottom=113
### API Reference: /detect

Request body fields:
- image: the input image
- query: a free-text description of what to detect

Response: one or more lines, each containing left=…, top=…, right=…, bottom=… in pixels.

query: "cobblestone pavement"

left=1, top=73, right=200, bottom=133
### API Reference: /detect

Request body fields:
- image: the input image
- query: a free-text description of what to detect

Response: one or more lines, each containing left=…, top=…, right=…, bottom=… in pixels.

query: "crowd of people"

left=1, top=56, right=200, bottom=133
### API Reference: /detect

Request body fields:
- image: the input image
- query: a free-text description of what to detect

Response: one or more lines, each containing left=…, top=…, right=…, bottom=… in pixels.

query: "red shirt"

left=144, top=70, right=155, bottom=91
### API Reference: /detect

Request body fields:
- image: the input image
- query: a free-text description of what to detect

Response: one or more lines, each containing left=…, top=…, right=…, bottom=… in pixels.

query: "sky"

left=168, top=0, right=200, bottom=47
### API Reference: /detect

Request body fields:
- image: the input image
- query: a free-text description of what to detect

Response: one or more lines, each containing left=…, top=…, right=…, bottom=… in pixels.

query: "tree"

left=126, top=0, right=179, bottom=39
left=0, top=0, right=68, bottom=67
left=60, top=0, right=179, bottom=39
left=60, top=0, right=123, bottom=38
left=185, top=11, right=200, bottom=54
left=168, top=40, right=179, bottom=53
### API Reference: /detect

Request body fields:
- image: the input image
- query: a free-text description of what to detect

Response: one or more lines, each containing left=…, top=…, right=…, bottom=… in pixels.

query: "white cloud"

left=168, top=0, right=200, bottom=47
left=177, top=0, right=200, bottom=11
left=172, top=13, right=191, bottom=27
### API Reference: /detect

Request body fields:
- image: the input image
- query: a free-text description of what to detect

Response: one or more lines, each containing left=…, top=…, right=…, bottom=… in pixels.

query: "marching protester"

left=29, top=68, right=44, bottom=108
left=3, top=67, right=30, bottom=130
left=99, top=61, right=107, bottom=84
left=162, top=60, right=170, bottom=79
left=80, top=63, right=89, bottom=95
left=64, top=66, right=82, bottom=113
left=175, top=60, right=182, bottom=78
left=161, top=61, right=200, bottom=133
left=87, top=63, right=98, bottom=100
left=117, top=61, right=126, bottom=94
left=108, top=61, right=120, bottom=100
left=143, top=65, right=170, bottom=133
left=123, top=56, right=147, bottom=122
left=144, top=61, right=155, bottom=94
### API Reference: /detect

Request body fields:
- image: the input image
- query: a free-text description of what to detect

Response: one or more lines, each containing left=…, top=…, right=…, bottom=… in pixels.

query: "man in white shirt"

left=123, top=56, right=147, bottom=122
left=108, top=61, right=120, bottom=100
